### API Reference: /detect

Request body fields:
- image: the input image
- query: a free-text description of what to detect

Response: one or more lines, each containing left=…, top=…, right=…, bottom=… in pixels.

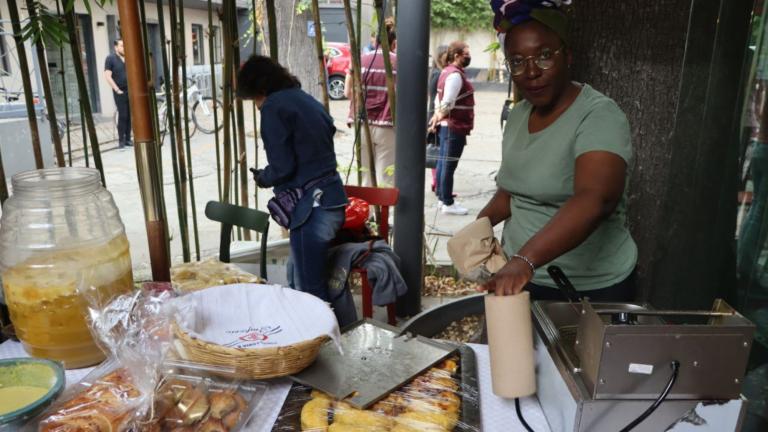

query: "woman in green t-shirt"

left=479, top=1, right=638, bottom=299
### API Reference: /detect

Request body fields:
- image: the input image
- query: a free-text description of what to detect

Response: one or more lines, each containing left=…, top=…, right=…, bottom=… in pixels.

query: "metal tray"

left=272, top=344, right=481, bottom=431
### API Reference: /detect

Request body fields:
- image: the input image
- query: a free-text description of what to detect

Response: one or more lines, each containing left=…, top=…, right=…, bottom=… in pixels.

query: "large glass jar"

left=0, top=168, right=134, bottom=368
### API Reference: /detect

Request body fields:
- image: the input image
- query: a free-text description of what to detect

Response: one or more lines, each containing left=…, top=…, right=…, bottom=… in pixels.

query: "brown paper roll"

left=484, top=291, right=536, bottom=398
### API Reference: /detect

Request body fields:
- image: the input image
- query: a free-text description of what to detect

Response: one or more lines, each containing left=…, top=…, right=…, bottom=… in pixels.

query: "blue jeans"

left=287, top=207, right=345, bottom=302
left=436, top=127, right=466, bottom=205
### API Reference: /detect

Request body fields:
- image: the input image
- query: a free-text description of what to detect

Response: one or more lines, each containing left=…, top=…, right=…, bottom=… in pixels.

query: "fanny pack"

left=267, top=173, right=335, bottom=228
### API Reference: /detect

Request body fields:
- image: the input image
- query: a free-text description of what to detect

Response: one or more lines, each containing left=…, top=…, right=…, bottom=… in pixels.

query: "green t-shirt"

left=497, top=84, right=637, bottom=291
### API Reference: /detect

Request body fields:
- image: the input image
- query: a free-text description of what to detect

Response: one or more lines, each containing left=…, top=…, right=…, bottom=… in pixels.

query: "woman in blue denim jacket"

left=237, top=55, right=348, bottom=314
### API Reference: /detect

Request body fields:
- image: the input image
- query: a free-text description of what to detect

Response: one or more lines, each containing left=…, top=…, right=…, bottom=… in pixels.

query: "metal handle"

left=595, top=309, right=735, bottom=317
left=547, top=265, right=582, bottom=303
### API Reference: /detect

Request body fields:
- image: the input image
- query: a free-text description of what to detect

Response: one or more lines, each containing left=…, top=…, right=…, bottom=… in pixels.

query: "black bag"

left=426, top=129, right=439, bottom=169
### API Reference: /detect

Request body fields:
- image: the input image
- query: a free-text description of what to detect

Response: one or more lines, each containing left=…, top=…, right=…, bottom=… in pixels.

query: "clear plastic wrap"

left=31, top=288, right=182, bottom=430
left=170, top=258, right=265, bottom=293
left=29, top=287, right=267, bottom=431
left=272, top=353, right=482, bottom=432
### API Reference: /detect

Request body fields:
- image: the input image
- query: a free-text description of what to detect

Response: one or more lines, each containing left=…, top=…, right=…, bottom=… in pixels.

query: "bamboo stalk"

left=116, top=0, right=171, bottom=281
left=231, top=106, right=241, bottom=239
left=8, top=0, right=43, bottom=169
left=25, top=0, right=65, bottom=167
left=251, top=0, right=259, bottom=217
left=178, top=0, right=201, bottom=259
left=310, top=0, right=330, bottom=112
left=0, top=150, right=8, bottom=204
left=64, top=7, right=105, bottom=185
left=157, top=0, right=189, bottom=263
left=139, top=0, right=171, bottom=263
left=231, top=10, right=251, bottom=241
left=168, top=0, right=191, bottom=262
left=355, top=0, right=363, bottom=185
left=80, top=105, right=89, bottom=166
left=221, top=0, right=234, bottom=204
left=265, top=0, right=278, bottom=60
left=55, top=0, right=72, bottom=166
left=375, top=0, right=396, bottom=125
left=208, top=0, right=222, bottom=201
left=343, top=0, right=377, bottom=187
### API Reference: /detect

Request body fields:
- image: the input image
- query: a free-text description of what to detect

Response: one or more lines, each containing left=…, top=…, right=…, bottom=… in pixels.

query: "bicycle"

left=156, top=77, right=223, bottom=139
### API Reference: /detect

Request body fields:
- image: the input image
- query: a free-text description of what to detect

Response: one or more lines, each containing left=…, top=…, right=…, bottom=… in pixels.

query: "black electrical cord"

left=619, top=360, right=681, bottom=432
left=515, top=397, right=535, bottom=432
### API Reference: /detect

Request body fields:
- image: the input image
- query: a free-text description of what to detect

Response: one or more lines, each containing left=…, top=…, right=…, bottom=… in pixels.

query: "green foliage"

left=20, top=2, right=68, bottom=45
left=484, top=40, right=500, bottom=53
left=19, top=0, right=111, bottom=45
left=431, top=0, right=494, bottom=31
left=296, top=0, right=311, bottom=15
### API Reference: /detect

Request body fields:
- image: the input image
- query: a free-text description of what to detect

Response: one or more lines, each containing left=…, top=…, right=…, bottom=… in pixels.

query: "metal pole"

left=116, top=0, right=171, bottom=281
left=393, top=0, right=429, bottom=317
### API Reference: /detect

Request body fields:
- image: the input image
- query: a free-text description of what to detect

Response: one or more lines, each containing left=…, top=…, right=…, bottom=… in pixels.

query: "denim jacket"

left=259, top=88, right=347, bottom=229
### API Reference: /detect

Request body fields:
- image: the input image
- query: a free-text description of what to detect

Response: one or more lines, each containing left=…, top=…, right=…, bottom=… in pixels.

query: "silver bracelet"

left=511, top=254, right=536, bottom=275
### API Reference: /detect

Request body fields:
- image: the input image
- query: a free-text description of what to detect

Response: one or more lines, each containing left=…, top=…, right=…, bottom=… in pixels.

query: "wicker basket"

left=173, top=283, right=338, bottom=379
left=173, top=323, right=329, bottom=379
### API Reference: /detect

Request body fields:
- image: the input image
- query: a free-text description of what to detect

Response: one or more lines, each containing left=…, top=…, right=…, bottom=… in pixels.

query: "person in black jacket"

left=237, top=56, right=348, bottom=317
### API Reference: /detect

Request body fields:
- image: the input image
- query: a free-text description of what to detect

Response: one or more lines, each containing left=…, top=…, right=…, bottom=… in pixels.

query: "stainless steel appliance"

left=532, top=299, right=754, bottom=431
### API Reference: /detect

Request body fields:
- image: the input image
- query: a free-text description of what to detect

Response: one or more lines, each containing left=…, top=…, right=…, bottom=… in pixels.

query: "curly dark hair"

left=236, top=55, right=301, bottom=98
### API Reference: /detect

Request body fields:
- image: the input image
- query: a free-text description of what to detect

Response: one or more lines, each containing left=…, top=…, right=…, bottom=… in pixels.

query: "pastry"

left=301, top=397, right=331, bottom=431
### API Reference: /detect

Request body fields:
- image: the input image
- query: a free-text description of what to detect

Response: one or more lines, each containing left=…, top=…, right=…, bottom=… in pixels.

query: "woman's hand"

left=250, top=168, right=269, bottom=188
left=479, top=258, right=533, bottom=296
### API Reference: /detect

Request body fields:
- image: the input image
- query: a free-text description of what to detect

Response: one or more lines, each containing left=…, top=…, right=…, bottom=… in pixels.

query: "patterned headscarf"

left=491, top=0, right=571, bottom=45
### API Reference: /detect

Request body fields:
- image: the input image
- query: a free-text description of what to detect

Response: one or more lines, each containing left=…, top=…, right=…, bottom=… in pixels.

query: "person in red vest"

left=345, top=18, right=397, bottom=187
left=430, top=41, right=475, bottom=215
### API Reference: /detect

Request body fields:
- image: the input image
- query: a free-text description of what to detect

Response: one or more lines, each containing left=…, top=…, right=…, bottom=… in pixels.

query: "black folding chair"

left=204, top=201, right=270, bottom=280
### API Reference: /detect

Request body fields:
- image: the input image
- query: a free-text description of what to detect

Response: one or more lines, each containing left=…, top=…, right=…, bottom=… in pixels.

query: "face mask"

left=462, top=56, right=472, bottom=68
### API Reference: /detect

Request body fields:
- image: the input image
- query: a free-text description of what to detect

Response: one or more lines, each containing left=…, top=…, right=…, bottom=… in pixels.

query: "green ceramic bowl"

left=0, top=358, right=65, bottom=428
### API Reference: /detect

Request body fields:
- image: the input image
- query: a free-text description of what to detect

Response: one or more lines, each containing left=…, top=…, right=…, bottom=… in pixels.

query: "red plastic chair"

left=344, top=185, right=400, bottom=325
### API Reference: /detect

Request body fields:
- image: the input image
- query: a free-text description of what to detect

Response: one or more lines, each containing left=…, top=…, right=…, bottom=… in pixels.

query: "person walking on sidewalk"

left=345, top=18, right=397, bottom=187
left=104, top=39, right=132, bottom=149
left=431, top=40, right=474, bottom=215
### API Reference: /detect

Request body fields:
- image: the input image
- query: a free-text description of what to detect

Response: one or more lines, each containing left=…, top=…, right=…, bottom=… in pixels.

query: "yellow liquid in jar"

left=2, top=235, right=134, bottom=369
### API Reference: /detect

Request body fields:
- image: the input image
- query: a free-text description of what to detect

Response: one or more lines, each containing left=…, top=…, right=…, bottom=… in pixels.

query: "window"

left=192, top=24, right=204, bottom=65
left=211, top=25, right=222, bottom=63
left=0, top=9, right=10, bottom=75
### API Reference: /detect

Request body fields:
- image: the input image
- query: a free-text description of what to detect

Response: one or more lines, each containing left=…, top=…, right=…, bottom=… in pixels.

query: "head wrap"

left=491, top=0, right=571, bottom=45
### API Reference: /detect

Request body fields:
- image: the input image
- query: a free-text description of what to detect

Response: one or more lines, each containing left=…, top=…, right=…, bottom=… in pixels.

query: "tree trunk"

left=568, top=0, right=753, bottom=309
left=262, top=0, right=324, bottom=101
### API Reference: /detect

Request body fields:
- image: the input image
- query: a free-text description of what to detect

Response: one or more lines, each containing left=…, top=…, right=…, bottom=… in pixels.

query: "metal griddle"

left=289, top=319, right=457, bottom=409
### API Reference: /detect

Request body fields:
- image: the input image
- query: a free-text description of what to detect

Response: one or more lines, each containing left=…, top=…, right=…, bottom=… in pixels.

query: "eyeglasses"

left=505, top=46, right=564, bottom=77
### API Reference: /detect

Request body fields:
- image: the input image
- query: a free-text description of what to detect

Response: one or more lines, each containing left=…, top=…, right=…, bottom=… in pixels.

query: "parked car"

left=325, top=42, right=351, bottom=100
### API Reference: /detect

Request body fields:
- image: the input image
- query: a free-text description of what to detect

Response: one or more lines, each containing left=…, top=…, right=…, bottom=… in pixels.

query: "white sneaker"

left=441, top=203, right=469, bottom=215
